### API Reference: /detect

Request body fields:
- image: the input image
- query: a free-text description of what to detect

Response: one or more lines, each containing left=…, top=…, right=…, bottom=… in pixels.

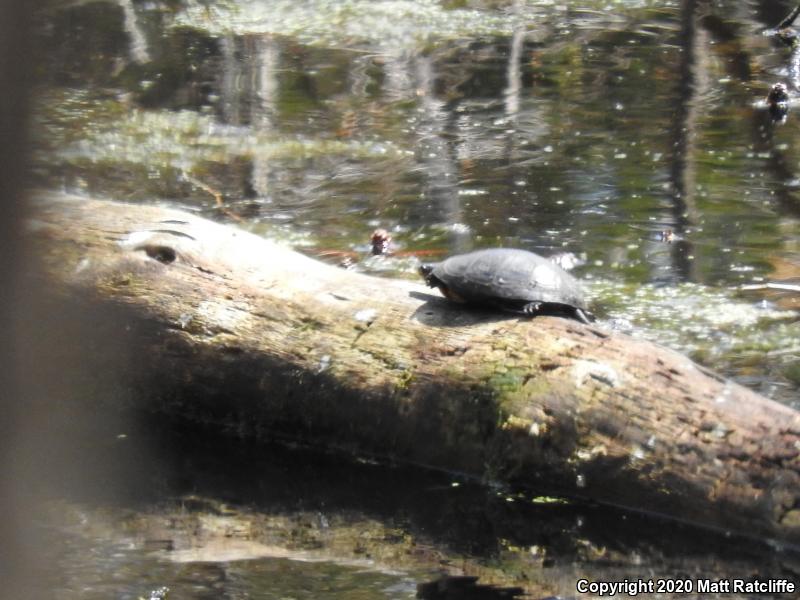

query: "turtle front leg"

left=574, top=308, right=593, bottom=324
left=521, top=301, right=543, bottom=316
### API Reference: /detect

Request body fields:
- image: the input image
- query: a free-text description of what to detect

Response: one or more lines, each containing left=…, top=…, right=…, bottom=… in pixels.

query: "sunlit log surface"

left=28, top=191, right=800, bottom=545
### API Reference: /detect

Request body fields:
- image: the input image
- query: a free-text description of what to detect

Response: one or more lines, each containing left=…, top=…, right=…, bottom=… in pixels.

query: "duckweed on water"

left=51, top=103, right=408, bottom=169
left=174, top=0, right=532, bottom=48
left=591, top=279, right=799, bottom=405
left=172, top=0, right=673, bottom=48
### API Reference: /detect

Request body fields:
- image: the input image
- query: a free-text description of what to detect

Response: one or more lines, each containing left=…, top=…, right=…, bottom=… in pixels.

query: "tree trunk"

left=26, top=191, right=800, bottom=545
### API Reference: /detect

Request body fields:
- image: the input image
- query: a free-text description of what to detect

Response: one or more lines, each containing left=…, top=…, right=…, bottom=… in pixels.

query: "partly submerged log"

left=26, top=191, right=800, bottom=545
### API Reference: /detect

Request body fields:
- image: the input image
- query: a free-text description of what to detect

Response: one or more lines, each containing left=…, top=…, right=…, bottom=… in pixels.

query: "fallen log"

left=26, top=191, right=800, bottom=545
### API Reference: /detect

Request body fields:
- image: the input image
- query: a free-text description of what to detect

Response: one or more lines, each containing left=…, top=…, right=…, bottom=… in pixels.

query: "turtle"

left=419, top=248, right=594, bottom=324
left=766, top=82, right=790, bottom=123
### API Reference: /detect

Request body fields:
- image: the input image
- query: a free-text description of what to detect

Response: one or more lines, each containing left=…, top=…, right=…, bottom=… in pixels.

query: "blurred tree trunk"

left=1, top=2, right=39, bottom=598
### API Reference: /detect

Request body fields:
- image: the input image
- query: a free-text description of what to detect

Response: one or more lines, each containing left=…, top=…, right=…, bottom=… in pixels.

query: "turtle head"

left=418, top=264, right=438, bottom=287
left=767, top=83, right=790, bottom=123
left=768, top=82, right=790, bottom=104
left=370, top=228, right=392, bottom=256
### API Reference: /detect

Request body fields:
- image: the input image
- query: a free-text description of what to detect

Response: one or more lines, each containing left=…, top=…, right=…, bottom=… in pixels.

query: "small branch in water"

left=777, top=5, right=800, bottom=30
left=740, top=282, right=800, bottom=293
left=182, top=173, right=243, bottom=222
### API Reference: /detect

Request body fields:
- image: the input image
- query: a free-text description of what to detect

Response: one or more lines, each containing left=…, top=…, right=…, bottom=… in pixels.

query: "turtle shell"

left=430, top=248, right=587, bottom=310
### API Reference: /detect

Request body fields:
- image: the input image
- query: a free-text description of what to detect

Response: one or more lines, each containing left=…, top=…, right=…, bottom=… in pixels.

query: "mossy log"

left=27, top=191, right=800, bottom=545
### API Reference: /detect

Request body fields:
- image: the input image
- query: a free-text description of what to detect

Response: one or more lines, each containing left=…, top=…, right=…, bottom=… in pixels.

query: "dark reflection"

left=122, top=26, right=222, bottom=110
left=40, top=1, right=129, bottom=86
left=700, top=14, right=752, bottom=82
left=751, top=103, right=800, bottom=216
left=664, top=0, right=704, bottom=283
left=45, top=414, right=800, bottom=598
left=417, top=575, right=526, bottom=599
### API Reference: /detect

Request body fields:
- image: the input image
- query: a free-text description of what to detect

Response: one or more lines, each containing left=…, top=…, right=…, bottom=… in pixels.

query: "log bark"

left=25, top=191, right=800, bottom=545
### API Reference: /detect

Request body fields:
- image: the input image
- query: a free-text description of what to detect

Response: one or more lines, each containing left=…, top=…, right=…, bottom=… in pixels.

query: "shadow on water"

left=417, top=575, right=526, bottom=599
